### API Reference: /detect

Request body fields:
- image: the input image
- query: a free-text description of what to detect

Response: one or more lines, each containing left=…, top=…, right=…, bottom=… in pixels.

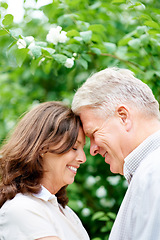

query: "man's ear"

left=116, top=105, right=132, bottom=131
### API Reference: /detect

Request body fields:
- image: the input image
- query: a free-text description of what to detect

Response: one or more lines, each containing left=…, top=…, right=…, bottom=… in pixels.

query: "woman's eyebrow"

left=77, top=140, right=86, bottom=145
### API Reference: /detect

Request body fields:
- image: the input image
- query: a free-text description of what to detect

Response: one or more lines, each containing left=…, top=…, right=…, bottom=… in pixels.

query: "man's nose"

left=90, top=141, right=99, bottom=156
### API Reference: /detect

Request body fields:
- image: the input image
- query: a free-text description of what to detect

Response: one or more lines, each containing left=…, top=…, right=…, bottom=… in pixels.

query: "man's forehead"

left=80, top=118, right=92, bottom=135
left=80, top=118, right=97, bottom=137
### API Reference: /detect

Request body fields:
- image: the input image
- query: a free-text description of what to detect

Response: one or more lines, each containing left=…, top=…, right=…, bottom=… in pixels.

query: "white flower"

left=100, top=198, right=115, bottom=208
left=81, top=208, right=91, bottom=217
left=17, top=36, right=35, bottom=50
left=77, top=200, right=83, bottom=208
left=86, top=176, right=96, bottom=187
left=96, top=186, right=107, bottom=198
left=107, top=175, right=121, bottom=186
left=25, top=36, right=34, bottom=43
left=73, top=52, right=77, bottom=57
left=46, top=27, right=61, bottom=45
left=64, top=58, right=74, bottom=68
left=46, top=26, right=68, bottom=45
left=58, top=30, right=68, bottom=43
left=28, top=41, right=36, bottom=49
left=17, top=39, right=26, bottom=49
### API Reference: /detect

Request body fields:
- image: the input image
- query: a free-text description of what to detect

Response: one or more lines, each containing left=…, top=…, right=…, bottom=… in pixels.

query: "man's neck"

left=134, top=118, right=160, bottom=148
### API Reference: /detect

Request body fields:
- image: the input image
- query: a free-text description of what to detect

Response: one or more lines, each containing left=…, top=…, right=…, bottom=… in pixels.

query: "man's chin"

left=110, top=165, right=123, bottom=175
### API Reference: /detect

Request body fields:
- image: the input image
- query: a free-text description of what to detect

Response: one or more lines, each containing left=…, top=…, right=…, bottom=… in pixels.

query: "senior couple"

left=1, top=67, right=160, bottom=240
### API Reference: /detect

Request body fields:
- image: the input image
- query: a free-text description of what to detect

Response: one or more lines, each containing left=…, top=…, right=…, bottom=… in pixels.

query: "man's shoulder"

left=134, top=145, right=160, bottom=182
left=141, top=145, right=160, bottom=168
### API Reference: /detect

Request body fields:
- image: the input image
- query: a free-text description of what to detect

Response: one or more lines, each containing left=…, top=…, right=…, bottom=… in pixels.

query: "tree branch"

left=88, top=51, right=143, bottom=70
left=0, top=26, right=18, bottom=41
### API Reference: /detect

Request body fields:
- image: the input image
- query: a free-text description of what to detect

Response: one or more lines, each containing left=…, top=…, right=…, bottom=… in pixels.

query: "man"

left=72, top=67, right=160, bottom=240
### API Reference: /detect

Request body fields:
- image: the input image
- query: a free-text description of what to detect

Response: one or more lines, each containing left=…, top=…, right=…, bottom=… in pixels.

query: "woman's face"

left=41, top=127, right=86, bottom=194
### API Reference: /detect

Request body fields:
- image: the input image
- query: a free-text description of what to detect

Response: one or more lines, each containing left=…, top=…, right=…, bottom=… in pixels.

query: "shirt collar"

left=124, top=129, right=160, bottom=184
left=33, top=186, right=58, bottom=205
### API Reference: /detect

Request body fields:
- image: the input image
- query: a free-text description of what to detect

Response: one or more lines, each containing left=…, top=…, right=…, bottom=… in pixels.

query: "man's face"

left=80, top=107, right=130, bottom=175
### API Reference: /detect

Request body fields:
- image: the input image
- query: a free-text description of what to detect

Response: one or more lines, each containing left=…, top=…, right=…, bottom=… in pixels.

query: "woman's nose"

left=76, top=150, right=86, bottom=164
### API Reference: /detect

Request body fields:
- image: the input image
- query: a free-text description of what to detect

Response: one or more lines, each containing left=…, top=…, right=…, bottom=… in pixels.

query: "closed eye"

left=72, top=147, right=77, bottom=151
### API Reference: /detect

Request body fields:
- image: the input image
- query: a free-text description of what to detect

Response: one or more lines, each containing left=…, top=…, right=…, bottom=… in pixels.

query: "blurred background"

left=0, top=0, right=160, bottom=239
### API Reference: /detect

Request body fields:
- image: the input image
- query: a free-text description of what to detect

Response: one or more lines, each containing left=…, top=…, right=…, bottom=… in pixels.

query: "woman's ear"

left=40, top=152, right=44, bottom=158
left=116, top=105, right=132, bottom=131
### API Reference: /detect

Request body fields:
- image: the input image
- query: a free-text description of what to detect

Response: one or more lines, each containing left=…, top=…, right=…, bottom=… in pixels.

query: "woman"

left=0, top=101, right=90, bottom=240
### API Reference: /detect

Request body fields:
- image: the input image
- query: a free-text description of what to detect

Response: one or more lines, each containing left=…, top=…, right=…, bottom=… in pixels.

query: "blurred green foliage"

left=0, top=0, right=160, bottom=239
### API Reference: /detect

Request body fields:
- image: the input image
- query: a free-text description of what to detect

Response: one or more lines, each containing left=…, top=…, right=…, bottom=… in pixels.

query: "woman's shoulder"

left=0, top=192, right=49, bottom=229
left=1, top=193, right=41, bottom=218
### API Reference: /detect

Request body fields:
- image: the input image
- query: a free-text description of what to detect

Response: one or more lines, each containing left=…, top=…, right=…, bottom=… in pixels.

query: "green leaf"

left=139, top=14, right=152, bottom=21
left=42, top=47, right=55, bottom=56
left=9, top=29, right=22, bottom=38
left=155, top=71, right=160, bottom=77
left=128, top=2, right=145, bottom=9
left=30, top=58, right=42, bottom=75
left=66, top=44, right=80, bottom=52
left=136, top=26, right=147, bottom=35
left=145, top=20, right=159, bottom=29
left=91, top=33, right=103, bottom=43
left=90, top=47, right=101, bottom=55
left=8, top=41, right=17, bottom=50
left=14, top=48, right=29, bottom=67
left=140, top=34, right=149, bottom=45
left=61, top=50, right=72, bottom=58
left=147, top=29, right=160, bottom=36
left=118, top=37, right=132, bottom=46
left=67, top=30, right=80, bottom=37
left=100, top=225, right=109, bottom=233
left=35, top=41, right=47, bottom=47
left=89, top=1, right=101, bottom=10
left=99, top=216, right=110, bottom=221
left=2, top=14, right=14, bottom=26
left=53, top=54, right=67, bottom=64
left=91, top=238, right=102, bottom=240
left=0, top=2, right=8, bottom=9
left=92, top=211, right=105, bottom=221
left=74, top=36, right=83, bottom=42
left=128, top=38, right=141, bottom=50
left=107, top=212, right=116, bottom=220
left=81, top=53, right=91, bottom=62
left=80, top=30, right=92, bottom=43
left=89, top=24, right=106, bottom=33
left=112, top=0, right=125, bottom=3
left=101, top=221, right=113, bottom=232
left=0, top=29, right=8, bottom=36
left=104, top=42, right=116, bottom=53
left=29, top=46, right=42, bottom=58
left=77, top=57, right=88, bottom=69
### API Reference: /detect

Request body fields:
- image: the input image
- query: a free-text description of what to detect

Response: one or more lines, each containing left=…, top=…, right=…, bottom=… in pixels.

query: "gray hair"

left=72, top=67, right=159, bottom=118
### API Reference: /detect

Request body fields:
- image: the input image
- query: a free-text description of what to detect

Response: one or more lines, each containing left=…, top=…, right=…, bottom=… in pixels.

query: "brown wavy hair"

left=0, top=101, right=81, bottom=208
